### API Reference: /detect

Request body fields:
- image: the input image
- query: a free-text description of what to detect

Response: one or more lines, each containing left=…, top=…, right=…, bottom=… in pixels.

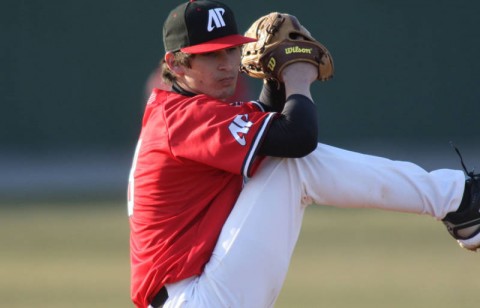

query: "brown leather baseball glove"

left=241, top=12, right=334, bottom=82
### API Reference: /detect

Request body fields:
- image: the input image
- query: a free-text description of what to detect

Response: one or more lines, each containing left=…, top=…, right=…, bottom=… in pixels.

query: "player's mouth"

left=218, top=76, right=236, bottom=86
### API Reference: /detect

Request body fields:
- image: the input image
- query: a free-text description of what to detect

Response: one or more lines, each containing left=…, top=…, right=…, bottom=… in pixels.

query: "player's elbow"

left=301, top=135, right=319, bottom=157
left=272, top=124, right=318, bottom=158
left=288, top=129, right=318, bottom=158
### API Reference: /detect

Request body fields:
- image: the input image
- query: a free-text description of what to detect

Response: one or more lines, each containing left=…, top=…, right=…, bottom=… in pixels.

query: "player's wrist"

left=281, top=62, right=317, bottom=84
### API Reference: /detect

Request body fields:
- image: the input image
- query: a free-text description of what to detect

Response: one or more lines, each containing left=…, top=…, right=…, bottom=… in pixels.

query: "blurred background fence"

left=2, top=0, right=480, bottom=201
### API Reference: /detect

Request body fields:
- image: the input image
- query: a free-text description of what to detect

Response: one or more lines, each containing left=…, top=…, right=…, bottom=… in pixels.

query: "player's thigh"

left=203, top=157, right=308, bottom=306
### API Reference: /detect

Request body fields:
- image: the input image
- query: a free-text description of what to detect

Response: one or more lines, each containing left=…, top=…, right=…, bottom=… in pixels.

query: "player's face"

left=179, top=47, right=241, bottom=100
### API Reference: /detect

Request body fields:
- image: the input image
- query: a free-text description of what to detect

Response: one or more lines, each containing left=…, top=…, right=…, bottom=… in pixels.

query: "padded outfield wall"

left=3, top=0, right=480, bottom=152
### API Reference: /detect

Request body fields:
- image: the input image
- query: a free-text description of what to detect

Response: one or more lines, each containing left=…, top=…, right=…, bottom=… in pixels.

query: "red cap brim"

left=180, top=34, right=257, bottom=54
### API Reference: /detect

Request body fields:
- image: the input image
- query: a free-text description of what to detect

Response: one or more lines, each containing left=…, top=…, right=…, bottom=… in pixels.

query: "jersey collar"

left=172, top=82, right=197, bottom=97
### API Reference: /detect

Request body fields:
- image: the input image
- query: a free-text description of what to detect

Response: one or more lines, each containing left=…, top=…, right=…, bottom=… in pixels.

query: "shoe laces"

left=450, top=142, right=479, bottom=181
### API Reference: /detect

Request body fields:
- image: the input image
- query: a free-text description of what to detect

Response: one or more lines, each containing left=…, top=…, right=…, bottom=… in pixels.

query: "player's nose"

left=217, top=51, right=237, bottom=71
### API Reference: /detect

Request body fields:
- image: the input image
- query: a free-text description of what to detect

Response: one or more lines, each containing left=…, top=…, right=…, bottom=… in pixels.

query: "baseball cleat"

left=442, top=145, right=480, bottom=252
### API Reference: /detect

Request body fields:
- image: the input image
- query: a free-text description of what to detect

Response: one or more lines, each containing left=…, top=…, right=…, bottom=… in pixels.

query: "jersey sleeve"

left=164, top=96, right=275, bottom=177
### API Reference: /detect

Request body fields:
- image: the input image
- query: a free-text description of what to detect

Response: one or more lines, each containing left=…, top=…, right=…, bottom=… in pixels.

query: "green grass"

left=1, top=202, right=478, bottom=307
left=278, top=207, right=480, bottom=308
left=0, top=202, right=130, bottom=307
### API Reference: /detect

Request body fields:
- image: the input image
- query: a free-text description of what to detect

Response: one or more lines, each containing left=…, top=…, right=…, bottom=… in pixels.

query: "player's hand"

left=282, top=62, right=317, bottom=100
left=282, top=62, right=318, bottom=84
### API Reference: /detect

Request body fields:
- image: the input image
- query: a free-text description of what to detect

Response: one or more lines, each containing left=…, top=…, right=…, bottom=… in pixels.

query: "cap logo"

left=207, top=8, right=226, bottom=32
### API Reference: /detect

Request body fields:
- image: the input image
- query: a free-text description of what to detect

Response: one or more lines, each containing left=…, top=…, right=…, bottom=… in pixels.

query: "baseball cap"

left=163, top=0, right=257, bottom=54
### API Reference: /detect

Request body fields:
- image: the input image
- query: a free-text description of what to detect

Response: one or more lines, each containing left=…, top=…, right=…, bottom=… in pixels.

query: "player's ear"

left=165, top=52, right=185, bottom=75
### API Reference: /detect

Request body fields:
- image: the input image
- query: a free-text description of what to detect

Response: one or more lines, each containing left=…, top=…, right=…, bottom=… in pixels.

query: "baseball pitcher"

left=127, top=1, right=480, bottom=307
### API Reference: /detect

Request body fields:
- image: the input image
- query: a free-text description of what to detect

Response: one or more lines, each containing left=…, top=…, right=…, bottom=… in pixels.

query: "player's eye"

left=201, top=47, right=239, bottom=58
left=202, top=51, right=216, bottom=57
left=226, top=47, right=240, bottom=54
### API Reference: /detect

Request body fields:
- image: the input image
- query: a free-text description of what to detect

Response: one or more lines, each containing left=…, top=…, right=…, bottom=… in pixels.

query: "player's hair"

left=161, top=52, right=194, bottom=83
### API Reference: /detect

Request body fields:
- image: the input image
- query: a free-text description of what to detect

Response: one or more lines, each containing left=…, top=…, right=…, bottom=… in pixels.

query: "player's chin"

left=218, top=88, right=236, bottom=100
left=215, top=83, right=236, bottom=99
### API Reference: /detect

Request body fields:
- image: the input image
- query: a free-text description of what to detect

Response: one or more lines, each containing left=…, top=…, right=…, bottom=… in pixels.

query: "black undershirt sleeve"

left=258, top=80, right=286, bottom=112
left=257, top=93, right=318, bottom=158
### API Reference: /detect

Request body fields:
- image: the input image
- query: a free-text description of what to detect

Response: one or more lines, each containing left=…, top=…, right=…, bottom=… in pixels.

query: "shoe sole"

left=458, top=231, right=480, bottom=252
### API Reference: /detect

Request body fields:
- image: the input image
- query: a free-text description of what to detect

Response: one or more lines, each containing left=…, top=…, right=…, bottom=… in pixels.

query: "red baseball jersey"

left=128, top=88, right=276, bottom=307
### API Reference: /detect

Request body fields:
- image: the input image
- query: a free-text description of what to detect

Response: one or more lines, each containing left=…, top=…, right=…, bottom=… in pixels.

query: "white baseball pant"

left=161, top=143, right=465, bottom=308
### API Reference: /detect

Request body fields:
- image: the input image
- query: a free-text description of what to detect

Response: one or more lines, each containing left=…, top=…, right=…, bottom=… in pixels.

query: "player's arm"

left=258, top=80, right=286, bottom=112
left=257, top=63, right=318, bottom=158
